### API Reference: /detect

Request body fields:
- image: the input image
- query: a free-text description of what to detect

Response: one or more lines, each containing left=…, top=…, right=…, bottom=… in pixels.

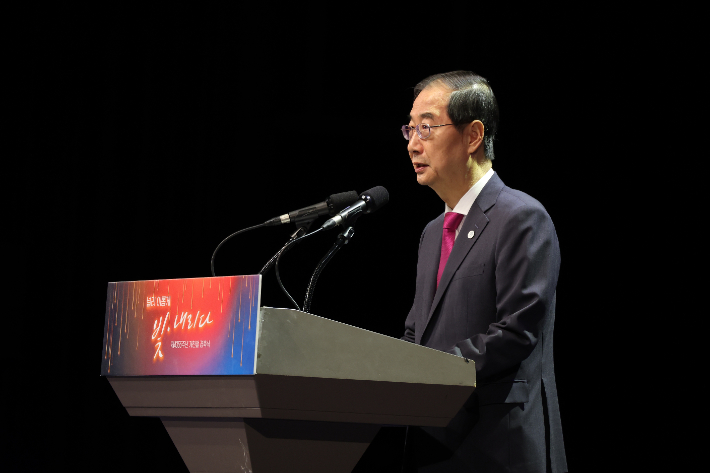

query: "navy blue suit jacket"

left=403, top=173, right=567, bottom=473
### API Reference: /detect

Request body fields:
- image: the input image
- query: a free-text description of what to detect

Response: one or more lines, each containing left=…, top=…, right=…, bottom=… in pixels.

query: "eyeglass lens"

left=402, top=124, right=431, bottom=140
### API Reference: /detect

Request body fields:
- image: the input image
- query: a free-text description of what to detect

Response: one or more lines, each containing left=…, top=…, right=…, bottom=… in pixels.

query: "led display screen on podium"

left=100, top=275, right=261, bottom=376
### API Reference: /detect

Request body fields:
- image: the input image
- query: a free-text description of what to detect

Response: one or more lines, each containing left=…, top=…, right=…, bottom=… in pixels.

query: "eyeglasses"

left=401, top=123, right=453, bottom=140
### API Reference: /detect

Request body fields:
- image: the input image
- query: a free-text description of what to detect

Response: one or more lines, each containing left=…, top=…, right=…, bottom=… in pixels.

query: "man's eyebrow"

left=406, top=112, right=436, bottom=123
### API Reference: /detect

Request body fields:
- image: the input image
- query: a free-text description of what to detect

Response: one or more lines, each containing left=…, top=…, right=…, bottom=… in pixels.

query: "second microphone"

left=321, top=186, right=389, bottom=230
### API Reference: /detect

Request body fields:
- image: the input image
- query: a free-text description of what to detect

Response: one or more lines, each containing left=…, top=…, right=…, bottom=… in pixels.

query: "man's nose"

left=407, top=131, right=423, bottom=155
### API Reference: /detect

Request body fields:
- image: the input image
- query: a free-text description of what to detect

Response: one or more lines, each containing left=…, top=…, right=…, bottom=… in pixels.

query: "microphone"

left=321, top=186, right=389, bottom=230
left=264, top=191, right=359, bottom=227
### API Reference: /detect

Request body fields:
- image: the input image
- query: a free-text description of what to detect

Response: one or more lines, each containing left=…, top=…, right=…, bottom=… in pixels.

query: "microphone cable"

left=274, top=228, right=323, bottom=310
left=259, top=226, right=309, bottom=276
left=275, top=227, right=324, bottom=310
left=211, top=222, right=271, bottom=277
left=303, top=227, right=354, bottom=313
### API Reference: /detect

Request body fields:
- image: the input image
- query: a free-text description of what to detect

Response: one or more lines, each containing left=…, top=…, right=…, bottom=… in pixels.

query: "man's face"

left=407, top=86, right=470, bottom=192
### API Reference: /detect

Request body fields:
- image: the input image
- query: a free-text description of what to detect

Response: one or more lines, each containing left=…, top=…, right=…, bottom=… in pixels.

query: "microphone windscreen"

left=361, top=186, right=389, bottom=213
left=328, top=191, right=359, bottom=216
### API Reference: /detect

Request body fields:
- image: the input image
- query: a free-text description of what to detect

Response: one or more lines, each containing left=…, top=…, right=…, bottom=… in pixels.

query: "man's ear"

left=467, top=120, right=485, bottom=155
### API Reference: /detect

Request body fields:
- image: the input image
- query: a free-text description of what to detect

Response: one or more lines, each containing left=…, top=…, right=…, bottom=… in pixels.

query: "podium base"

left=161, top=417, right=379, bottom=473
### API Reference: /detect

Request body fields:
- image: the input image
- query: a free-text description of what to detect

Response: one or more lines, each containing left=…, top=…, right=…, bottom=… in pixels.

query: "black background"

left=68, top=5, right=645, bottom=472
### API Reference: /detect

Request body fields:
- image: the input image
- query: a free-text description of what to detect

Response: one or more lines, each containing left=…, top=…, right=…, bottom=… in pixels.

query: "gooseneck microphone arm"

left=303, top=227, right=354, bottom=313
left=211, top=221, right=271, bottom=277
left=275, top=227, right=325, bottom=310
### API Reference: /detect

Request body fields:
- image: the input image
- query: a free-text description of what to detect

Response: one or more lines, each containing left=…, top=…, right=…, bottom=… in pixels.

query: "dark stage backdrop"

left=80, top=6, right=623, bottom=472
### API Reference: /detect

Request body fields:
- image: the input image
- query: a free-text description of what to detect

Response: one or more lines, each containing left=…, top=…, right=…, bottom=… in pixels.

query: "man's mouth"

left=414, top=163, right=429, bottom=174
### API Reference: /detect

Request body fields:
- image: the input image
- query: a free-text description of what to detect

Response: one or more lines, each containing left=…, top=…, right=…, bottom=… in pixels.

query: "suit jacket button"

left=468, top=231, right=475, bottom=238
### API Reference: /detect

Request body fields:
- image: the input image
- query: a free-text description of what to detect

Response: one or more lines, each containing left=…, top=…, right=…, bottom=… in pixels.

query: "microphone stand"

left=303, top=226, right=355, bottom=313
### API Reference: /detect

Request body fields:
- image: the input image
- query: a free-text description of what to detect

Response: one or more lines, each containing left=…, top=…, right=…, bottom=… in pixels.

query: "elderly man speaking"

left=400, top=71, right=567, bottom=473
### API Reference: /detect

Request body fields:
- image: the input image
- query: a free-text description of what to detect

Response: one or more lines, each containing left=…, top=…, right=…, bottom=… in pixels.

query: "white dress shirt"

left=444, top=168, right=495, bottom=240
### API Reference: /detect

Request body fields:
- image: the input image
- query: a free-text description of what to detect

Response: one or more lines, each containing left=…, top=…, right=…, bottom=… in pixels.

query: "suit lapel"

left=421, top=174, right=505, bottom=336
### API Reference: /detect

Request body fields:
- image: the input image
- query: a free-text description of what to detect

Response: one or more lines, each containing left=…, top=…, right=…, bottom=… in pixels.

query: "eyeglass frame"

left=401, top=123, right=454, bottom=140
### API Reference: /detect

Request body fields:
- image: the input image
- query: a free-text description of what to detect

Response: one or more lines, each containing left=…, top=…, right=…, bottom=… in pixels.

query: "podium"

left=102, top=278, right=475, bottom=472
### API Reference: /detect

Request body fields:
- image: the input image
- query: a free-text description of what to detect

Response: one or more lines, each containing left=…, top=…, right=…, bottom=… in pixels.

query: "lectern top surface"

left=256, top=307, right=475, bottom=388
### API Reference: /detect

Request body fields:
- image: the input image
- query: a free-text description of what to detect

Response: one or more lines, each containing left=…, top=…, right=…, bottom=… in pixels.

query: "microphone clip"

left=337, top=227, right=355, bottom=245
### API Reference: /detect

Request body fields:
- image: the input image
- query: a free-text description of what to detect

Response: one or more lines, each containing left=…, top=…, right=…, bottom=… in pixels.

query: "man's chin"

left=416, top=174, right=431, bottom=186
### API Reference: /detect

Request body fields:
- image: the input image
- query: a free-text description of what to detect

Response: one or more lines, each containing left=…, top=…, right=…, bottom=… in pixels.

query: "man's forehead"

left=409, top=86, right=451, bottom=122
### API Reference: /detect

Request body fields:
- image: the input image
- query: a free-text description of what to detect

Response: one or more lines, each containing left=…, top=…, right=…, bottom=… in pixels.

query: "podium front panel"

left=100, top=275, right=261, bottom=376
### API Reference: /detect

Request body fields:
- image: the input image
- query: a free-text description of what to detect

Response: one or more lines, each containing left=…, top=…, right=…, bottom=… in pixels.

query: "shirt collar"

left=445, top=168, right=495, bottom=215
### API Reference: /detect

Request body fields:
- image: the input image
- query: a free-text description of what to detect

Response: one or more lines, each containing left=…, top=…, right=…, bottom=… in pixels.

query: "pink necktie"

left=437, top=212, right=464, bottom=287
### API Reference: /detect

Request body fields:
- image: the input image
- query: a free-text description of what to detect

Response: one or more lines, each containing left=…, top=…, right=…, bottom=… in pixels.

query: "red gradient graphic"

left=100, top=275, right=261, bottom=376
